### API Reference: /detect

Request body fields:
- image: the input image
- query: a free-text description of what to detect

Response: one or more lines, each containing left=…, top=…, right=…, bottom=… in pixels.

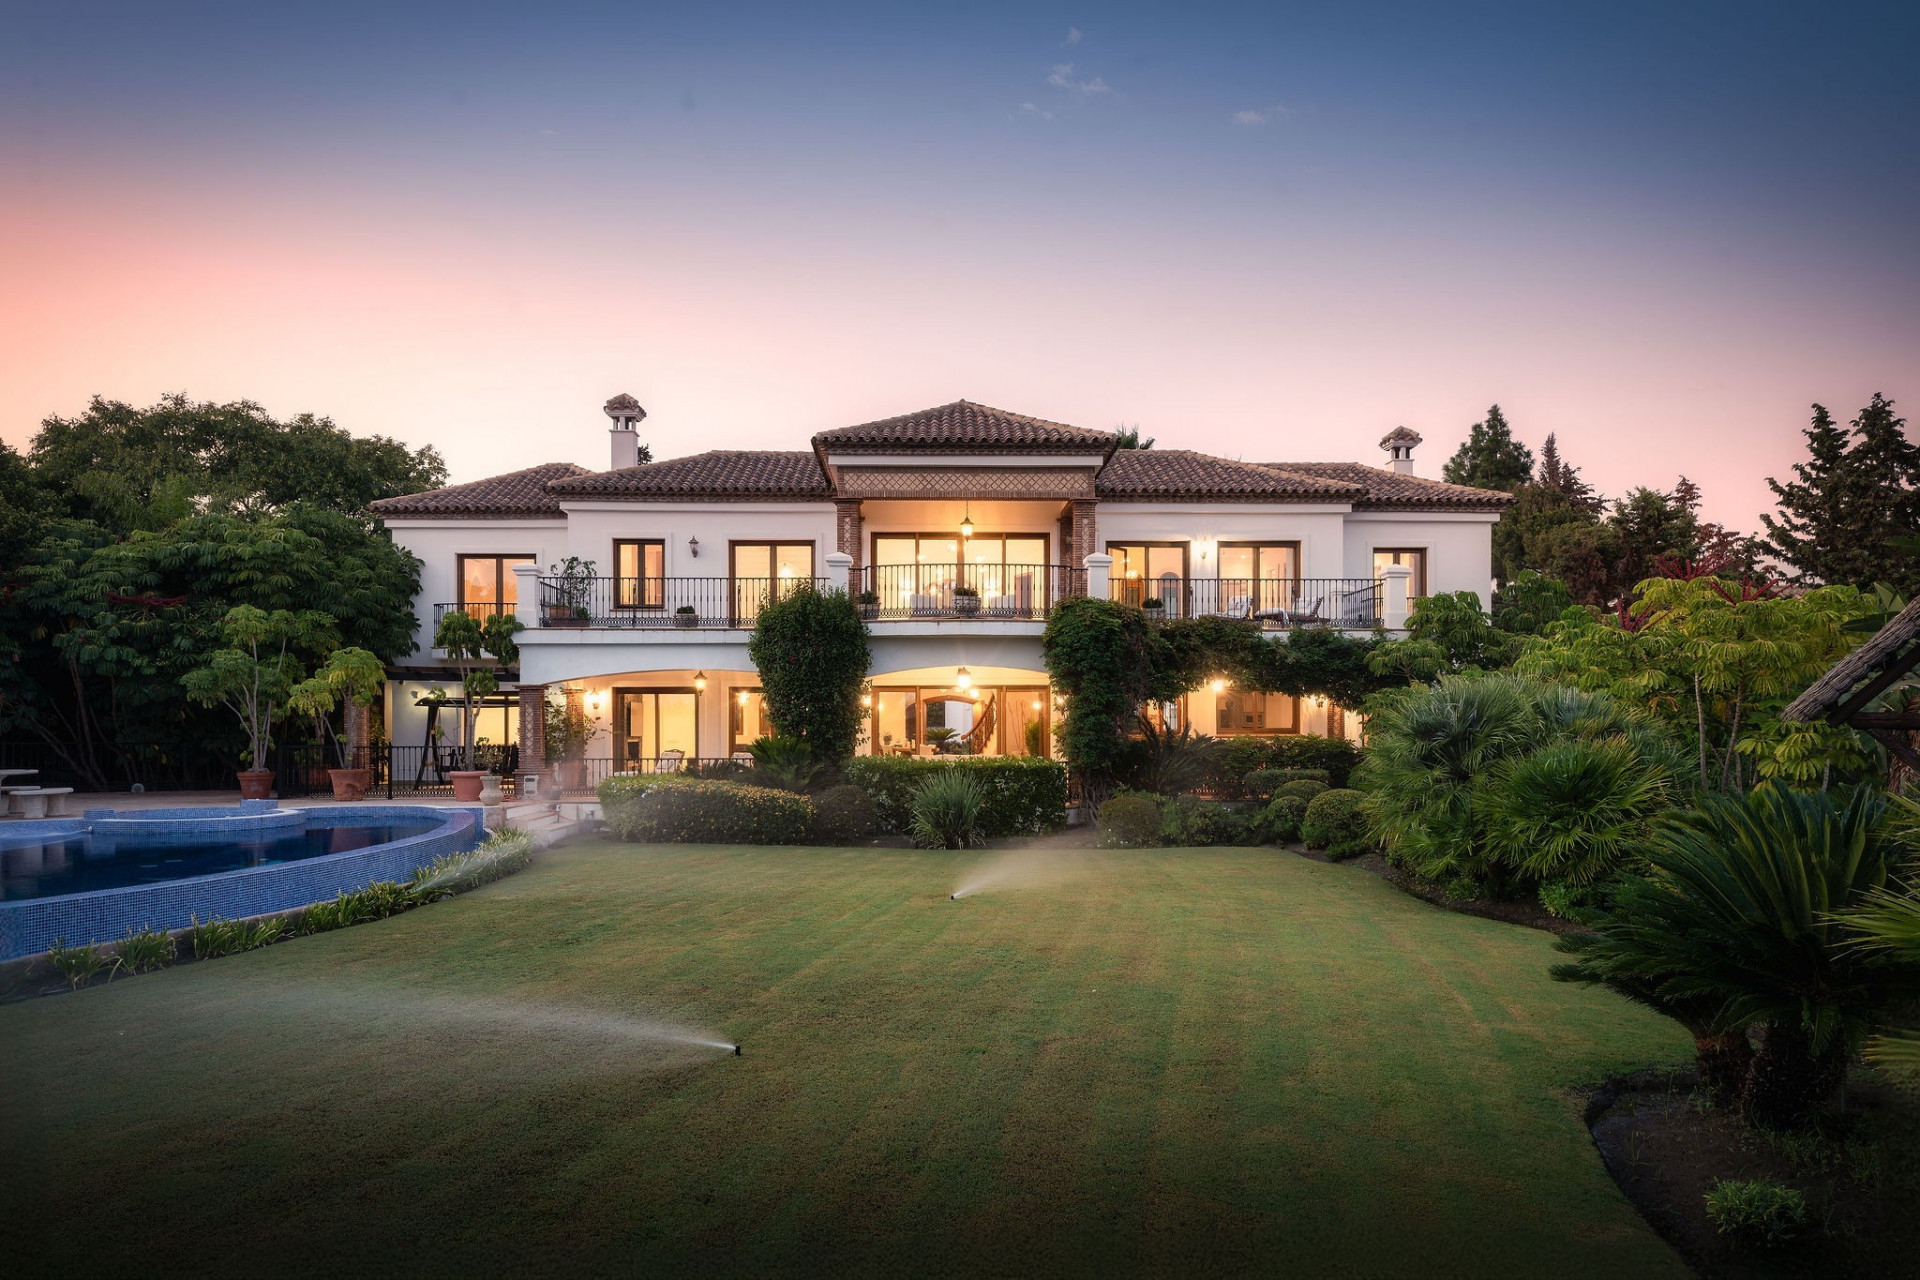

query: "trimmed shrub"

left=844, top=757, right=1066, bottom=836
left=1274, top=778, right=1329, bottom=803
left=1266, top=734, right=1364, bottom=787
left=1160, top=797, right=1249, bottom=847
left=1302, top=788, right=1371, bottom=858
left=808, top=783, right=880, bottom=844
left=1704, top=1179, right=1808, bottom=1247
left=613, top=780, right=813, bottom=844
left=1243, top=767, right=1286, bottom=800
left=909, top=770, right=984, bottom=849
left=1204, top=735, right=1363, bottom=795
left=1268, top=768, right=1331, bottom=787
left=1098, top=792, right=1164, bottom=848
left=1248, top=795, right=1309, bottom=845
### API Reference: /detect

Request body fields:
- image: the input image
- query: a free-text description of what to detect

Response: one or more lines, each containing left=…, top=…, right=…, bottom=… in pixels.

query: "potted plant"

left=1142, top=596, right=1166, bottom=618
left=183, top=605, right=328, bottom=799
left=858, top=590, right=881, bottom=620
left=544, top=556, right=598, bottom=627
left=543, top=687, right=598, bottom=794
left=674, top=603, right=698, bottom=629
left=952, top=584, right=981, bottom=617
left=434, top=608, right=524, bottom=801
left=286, top=646, right=386, bottom=800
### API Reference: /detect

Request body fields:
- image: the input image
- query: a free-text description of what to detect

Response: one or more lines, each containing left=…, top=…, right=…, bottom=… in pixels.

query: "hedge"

left=1097, top=792, right=1163, bottom=847
left=1206, top=735, right=1363, bottom=795
left=843, top=757, right=1067, bottom=836
left=607, top=779, right=813, bottom=844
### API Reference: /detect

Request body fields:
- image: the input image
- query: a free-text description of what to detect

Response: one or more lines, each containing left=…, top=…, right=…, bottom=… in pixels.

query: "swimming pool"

left=0, top=803, right=483, bottom=959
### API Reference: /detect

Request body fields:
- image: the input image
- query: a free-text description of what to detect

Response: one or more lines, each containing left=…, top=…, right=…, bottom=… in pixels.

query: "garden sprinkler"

left=733, top=1043, right=742, bottom=1056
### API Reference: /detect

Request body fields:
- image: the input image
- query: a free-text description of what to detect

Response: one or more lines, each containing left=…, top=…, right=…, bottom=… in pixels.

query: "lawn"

left=1, top=841, right=1691, bottom=1277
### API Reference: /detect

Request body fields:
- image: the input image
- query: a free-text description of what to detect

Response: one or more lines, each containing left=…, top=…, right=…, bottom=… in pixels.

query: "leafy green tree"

left=286, top=647, right=388, bottom=767
left=28, top=392, right=446, bottom=529
left=1042, top=597, right=1156, bottom=804
left=1535, top=433, right=1599, bottom=511
left=433, top=611, right=522, bottom=770
left=1491, top=572, right=1574, bottom=636
left=1554, top=785, right=1920, bottom=1127
left=1111, top=424, right=1155, bottom=449
left=1763, top=395, right=1920, bottom=594
left=748, top=587, right=871, bottom=763
left=182, top=606, right=337, bottom=768
left=1608, top=487, right=1699, bottom=591
left=1442, top=404, right=1534, bottom=492
left=1367, top=592, right=1523, bottom=683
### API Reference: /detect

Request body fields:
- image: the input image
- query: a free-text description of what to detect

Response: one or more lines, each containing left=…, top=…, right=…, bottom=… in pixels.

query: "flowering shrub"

left=611, top=779, right=813, bottom=844
left=844, top=757, right=1066, bottom=836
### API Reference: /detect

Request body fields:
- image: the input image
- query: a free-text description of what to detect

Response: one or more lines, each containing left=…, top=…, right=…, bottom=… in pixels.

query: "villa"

left=368, top=397, right=1511, bottom=782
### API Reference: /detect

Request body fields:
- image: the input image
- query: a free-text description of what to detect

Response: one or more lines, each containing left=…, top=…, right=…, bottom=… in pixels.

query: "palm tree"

left=1834, top=878, right=1920, bottom=1085
left=1554, top=784, right=1920, bottom=1126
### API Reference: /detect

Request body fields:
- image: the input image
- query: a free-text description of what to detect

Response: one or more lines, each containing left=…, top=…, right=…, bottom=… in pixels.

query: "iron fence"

left=537, top=576, right=830, bottom=628
left=269, top=743, right=520, bottom=799
left=860, top=564, right=1077, bottom=620
left=1109, top=576, right=1382, bottom=627
left=432, top=601, right=517, bottom=626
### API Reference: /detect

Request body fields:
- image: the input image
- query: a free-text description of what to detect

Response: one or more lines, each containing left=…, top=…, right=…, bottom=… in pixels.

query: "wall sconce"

left=861, top=692, right=873, bottom=708
left=1031, top=700, right=1043, bottom=712
left=1197, top=539, right=1214, bottom=563
left=1209, top=676, right=1227, bottom=693
left=585, top=690, right=607, bottom=715
left=955, top=666, right=972, bottom=690
left=693, top=671, right=707, bottom=691
left=688, top=535, right=700, bottom=558
left=737, top=690, right=750, bottom=707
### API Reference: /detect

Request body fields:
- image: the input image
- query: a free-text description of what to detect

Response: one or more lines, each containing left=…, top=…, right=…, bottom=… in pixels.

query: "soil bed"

left=1585, top=1072, right=1920, bottom=1279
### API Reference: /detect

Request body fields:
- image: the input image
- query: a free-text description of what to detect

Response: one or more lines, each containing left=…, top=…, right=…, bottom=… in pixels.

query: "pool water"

left=0, top=823, right=441, bottom=901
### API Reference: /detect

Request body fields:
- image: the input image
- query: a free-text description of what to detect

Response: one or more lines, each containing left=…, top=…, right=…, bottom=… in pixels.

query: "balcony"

left=536, top=576, right=830, bottom=629
left=861, top=564, right=1083, bottom=621
left=433, top=601, right=518, bottom=626
left=1110, top=577, right=1382, bottom=628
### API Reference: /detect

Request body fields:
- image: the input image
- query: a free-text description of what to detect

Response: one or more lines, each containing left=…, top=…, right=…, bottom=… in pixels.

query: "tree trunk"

left=1695, top=1030, right=1754, bottom=1109
left=1740, top=1022, right=1848, bottom=1129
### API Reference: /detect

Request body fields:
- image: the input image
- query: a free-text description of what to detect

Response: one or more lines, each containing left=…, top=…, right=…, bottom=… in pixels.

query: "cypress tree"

left=1763, top=395, right=1920, bottom=592
left=1442, top=404, right=1535, bottom=492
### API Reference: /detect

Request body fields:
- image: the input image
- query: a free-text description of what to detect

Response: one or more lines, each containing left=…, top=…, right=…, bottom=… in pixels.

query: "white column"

left=1084, top=552, right=1113, bottom=602
left=511, top=562, right=542, bottom=629
left=824, top=551, right=856, bottom=596
left=1382, top=564, right=1413, bottom=629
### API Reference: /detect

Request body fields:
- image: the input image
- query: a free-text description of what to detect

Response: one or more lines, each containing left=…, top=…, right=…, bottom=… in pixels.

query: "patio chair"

left=1212, top=594, right=1253, bottom=621
left=658, top=749, right=686, bottom=773
left=1282, top=594, right=1326, bottom=627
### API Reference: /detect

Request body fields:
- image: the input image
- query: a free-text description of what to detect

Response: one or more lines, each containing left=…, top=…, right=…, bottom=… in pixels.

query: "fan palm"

left=1833, top=882, right=1920, bottom=1085
left=1554, top=784, right=1920, bottom=1126
left=1480, top=736, right=1673, bottom=887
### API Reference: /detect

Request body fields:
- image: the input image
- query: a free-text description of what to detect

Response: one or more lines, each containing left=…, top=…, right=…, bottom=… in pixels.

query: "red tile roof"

left=1095, top=450, right=1367, bottom=501
left=814, top=400, right=1117, bottom=454
left=1264, top=462, right=1514, bottom=510
left=367, top=462, right=591, bottom=517
left=549, top=450, right=831, bottom=500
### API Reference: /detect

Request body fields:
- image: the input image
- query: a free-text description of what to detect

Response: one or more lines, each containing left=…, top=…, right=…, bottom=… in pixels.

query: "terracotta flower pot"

left=327, top=768, right=369, bottom=801
left=237, top=769, right=275, bottom=800
left=448, top=770, right=486, bottom=802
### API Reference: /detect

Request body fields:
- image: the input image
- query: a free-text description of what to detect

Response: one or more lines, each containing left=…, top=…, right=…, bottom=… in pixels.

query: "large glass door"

left=614, top=689, right=700, bottom=767
left=731, top=543, right=814, bottom=621
left=1108, top=543, right=1188, bottom=613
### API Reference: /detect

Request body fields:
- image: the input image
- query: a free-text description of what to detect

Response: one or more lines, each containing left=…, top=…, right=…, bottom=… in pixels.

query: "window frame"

left=1213, top=689, right=1301, bottom=737
left=455, top=554, right=536, bottom=612
left=1372, top=547, right=1429, bottom=598
left=611, top=685, right=702, bottom=765
left=612, top=538, right=667, bottom=610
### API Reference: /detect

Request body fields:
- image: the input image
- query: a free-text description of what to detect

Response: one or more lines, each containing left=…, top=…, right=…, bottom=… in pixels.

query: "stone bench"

left=11, top=788, right=75, bottom=819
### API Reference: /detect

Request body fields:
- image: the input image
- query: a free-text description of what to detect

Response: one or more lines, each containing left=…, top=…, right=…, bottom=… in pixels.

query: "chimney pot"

left=1378, top=426, right=1422, bottom=476
left=605, top=393, right=646, bottom=470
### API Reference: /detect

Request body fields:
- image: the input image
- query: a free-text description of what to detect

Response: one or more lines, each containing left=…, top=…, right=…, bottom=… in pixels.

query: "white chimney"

left=1379, top=426, right=1422, bottom=475
left=604, top=393, right=646, bottom=470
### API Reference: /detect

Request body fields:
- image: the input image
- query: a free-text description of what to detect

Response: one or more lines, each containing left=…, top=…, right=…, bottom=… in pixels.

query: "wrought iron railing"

left=269, top=743, right=521, bottom=799
left=433, top=601, right=517, bottom=626
left=860, top=564, right=1078, bottom=620
left=536, top=576, right=829, bottom=628
left=1109, top=577, right=1382, bottom=628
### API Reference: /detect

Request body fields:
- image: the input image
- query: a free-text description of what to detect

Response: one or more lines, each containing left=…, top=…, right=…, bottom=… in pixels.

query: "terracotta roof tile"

left=368, top=462, right=590, bottom=517
left=1265, top=462, right=1514, bottom=510
left=1095, top=450, right=1366, bottom=501
left=814, top=400, right=1116, bottom=453
left=549, top=450, right=830, bottom=500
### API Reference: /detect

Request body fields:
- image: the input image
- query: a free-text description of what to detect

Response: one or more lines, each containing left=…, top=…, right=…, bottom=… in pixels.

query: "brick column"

left=516, top=683, right=546, bottom=796
left=835, top=500, right=864, bottom=571
left=347, top=695, right=372, bottom=770
left=1071, top=498, right=1099, bottom=572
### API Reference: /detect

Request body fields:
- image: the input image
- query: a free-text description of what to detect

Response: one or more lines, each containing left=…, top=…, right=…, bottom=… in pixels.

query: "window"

left=1218, top=542, right=1300, bottom=614
left=1141, top=698, right=1186, bottom=735
left=457, top=555, right=535, bottom=616
left=730, top=688, right=771, bottom=754
left=1107, top=543, right=1188, bottom=612
left=867, top=685, right=1051, bottom=757
left=871, top=533, right=1049, bottom=612
left=731, top=542, right=815, bottom=617
left=1215, top=690, right=1299, bottom=736
left=614, top=539, right=666, bottom=609
left=613, top=688, right=700, bottom=765
left=1372, top=548, right=1428, bottom=598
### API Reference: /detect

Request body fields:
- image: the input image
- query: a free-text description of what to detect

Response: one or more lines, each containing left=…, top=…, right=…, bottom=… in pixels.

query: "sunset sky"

left=4, top=1, right=1915, bottom=531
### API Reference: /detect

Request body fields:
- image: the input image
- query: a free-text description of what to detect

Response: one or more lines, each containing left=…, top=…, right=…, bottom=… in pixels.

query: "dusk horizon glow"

left=5, top=1, right=1916, bottom=531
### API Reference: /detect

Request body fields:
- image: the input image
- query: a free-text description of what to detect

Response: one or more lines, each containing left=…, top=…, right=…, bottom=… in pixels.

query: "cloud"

left=1019, top=102, right=1055, bottom=121
left=1064, top=26, right=1082, bottom=45
left=1048, top=63, right=1111, bottom=94
left=1231, top=104, right=1295, bottom=125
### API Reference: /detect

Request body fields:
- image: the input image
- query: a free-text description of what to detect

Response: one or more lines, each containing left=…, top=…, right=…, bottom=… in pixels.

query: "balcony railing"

left=860, top=563, right=1082, bottom=621
left=1110, top=577, right=1382, bottom=628
left=537, top=576, right=831, bottom=628
left=433, top=601, right=517, bottom=626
